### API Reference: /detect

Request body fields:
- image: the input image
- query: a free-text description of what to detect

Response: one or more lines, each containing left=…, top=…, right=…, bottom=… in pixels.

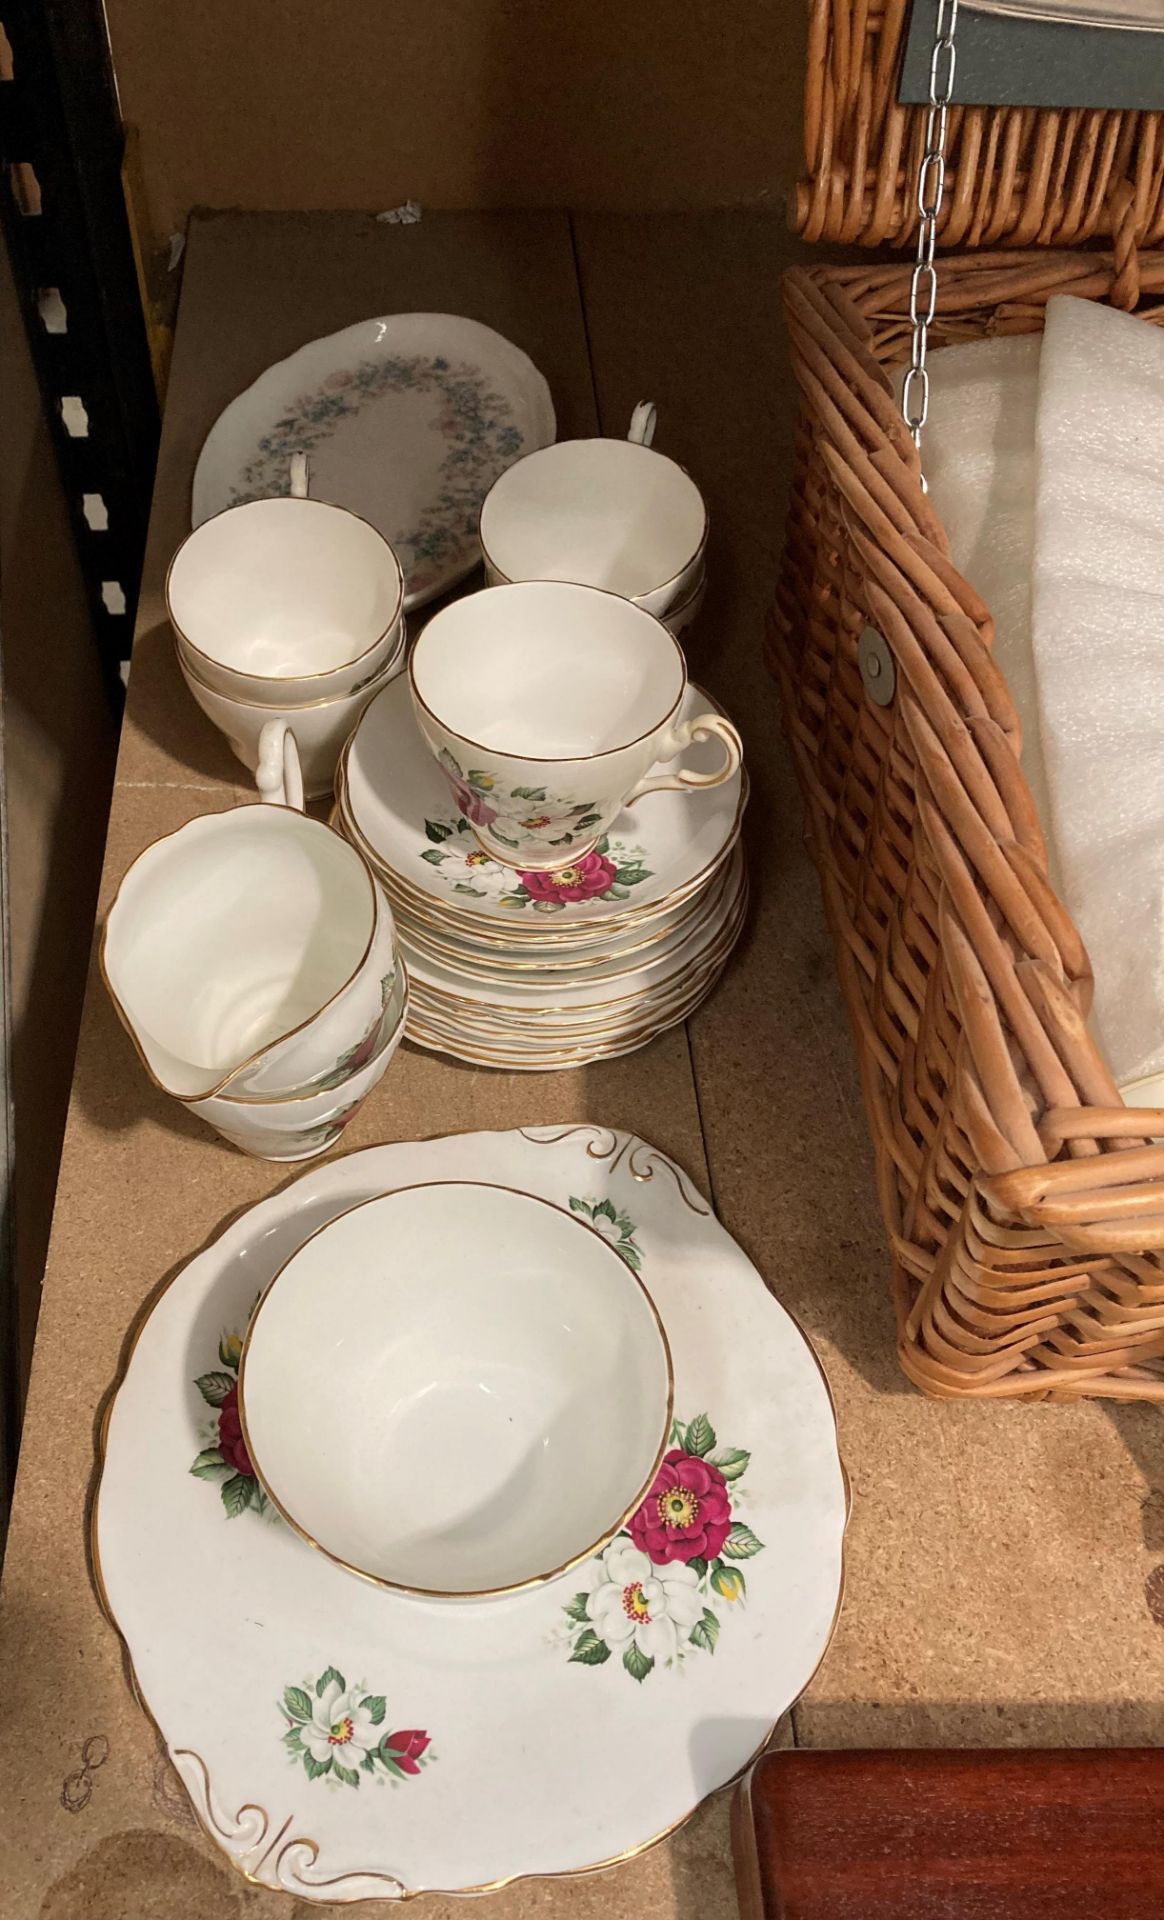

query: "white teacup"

left=191, top=967, right=408, bottom=1162
left=178, top=631, right=404, bottom=801
left=238, top=1181, right=672, bottom=1595
left=167, top=456, right=405, bottom=706
left=479, top=404, right=707, bottom=617
left=102, top=736, right=402, bottom=1119
left=407, top=580, right=742, bottom=869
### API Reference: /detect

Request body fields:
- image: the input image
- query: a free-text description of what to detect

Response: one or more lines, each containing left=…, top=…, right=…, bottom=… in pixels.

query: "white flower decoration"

left=587, top=1541, right=703, bottom=1664
left=303, top=1678, right=380, bottom=1773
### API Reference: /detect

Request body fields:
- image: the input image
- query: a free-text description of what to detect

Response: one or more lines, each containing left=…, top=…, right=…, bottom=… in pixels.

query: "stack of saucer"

left=333, top=674, right=747, bottom=1070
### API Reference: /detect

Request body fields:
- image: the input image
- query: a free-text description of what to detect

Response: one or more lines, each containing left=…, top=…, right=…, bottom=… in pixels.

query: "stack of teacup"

left=479, top=403, right=708, bottom=636
left=167, top=455, right=406, bottom=799
left=101, top=734, right=408, bottom=1160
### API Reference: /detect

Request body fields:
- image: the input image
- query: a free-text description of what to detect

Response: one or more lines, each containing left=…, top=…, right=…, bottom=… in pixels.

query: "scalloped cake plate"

left=94, top=1126, right=847, bottom=1901
left=192, top=315, right=555, bottom=610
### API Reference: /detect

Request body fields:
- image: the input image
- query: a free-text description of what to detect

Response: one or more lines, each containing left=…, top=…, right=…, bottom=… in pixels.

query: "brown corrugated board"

left=2, top=209, right=1164, bottom=1920
left=103, top=2, right=808, bottom=252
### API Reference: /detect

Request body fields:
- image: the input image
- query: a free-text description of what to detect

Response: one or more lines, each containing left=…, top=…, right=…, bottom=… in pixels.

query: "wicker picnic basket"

left=772, top=2, right=1164, bottom=1400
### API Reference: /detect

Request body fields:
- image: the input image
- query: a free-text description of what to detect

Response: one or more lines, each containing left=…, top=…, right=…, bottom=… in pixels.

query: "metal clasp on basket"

left=858, top=626, right=896, bottom=708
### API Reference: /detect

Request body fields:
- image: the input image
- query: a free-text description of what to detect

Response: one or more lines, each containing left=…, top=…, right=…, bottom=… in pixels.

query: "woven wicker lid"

left=794, top=0, right=1164, bottom=250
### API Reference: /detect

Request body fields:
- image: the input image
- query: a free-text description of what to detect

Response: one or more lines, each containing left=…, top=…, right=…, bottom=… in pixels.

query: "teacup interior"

left=410, top=582, right=685, bottom=758
left=241, top=1181, right=671, bottom=1594
left=481, top=439, right=706, bottom=599
left=169, top=498, right=402, bottom=679
left=104, top=809, right=374, bottom=1097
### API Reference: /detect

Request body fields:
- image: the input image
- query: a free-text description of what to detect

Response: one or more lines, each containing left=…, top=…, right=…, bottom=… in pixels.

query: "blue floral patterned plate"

left=192, top=315, right=555, bottom=610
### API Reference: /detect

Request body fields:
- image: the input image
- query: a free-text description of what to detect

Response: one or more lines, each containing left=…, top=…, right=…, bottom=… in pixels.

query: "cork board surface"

left=2, top=210, right=1164, bottom=1920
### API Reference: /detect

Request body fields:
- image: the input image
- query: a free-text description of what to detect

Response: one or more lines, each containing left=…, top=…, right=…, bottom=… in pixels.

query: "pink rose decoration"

left=444, top=773, right=497, bottom=828
left=629, top=1448, right=732, bottom=1564
left=217, top=1386, right=254, bottom=1479
left=519, top=851, right=617, bottom=904
left=383, top=1729, right=431, bottom=1775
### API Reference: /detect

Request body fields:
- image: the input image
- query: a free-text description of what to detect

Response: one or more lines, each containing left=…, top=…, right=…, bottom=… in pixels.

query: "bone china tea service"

left=91, top=319, right=835, bottom=1898
left=408, top=580, right=742, bottom=870
left=237, top=1180, right=673, bottom=1596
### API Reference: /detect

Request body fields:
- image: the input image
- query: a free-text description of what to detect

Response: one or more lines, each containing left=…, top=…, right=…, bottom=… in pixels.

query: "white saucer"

left=192, top=315, right=555, bottom=610
left=341, top=673, right=746, bottom=935
left=94, top=1127, right=847, bottom=1900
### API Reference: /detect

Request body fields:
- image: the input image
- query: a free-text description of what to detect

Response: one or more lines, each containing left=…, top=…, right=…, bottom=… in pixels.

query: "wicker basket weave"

left=775, top=11, right=1164, bottom=1399
left=794, top=0, right=1164, bottom=249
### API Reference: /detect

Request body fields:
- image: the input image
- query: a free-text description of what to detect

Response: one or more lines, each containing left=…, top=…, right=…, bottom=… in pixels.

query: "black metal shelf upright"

left=1, top=0, right=160, bottom=701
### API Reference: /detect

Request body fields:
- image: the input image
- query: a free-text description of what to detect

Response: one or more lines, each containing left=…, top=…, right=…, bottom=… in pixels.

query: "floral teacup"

left=407, top=581, right=742, bottom=870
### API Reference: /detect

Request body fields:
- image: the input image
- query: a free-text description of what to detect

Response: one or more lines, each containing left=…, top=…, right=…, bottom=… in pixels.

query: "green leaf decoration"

left=689, top=1608, right=721, bottom=1654
left=722, top=1523, right=764, bottom=1560
left=361, top=1752, right=376, bottom=1772
left=687, top=1556, right=709, bottom=1580
left=424, top=820, right=453, bottom=843
left=455, top=817, right=472, bottom=834
left=378, top=1752, right=408, bottom=1780
left=569, top=1629, right=611, bottom=1666
left=332, top=1762, right=360, bottom=1788
left=360, top=1694, right=386, bottom=1724
left=669, top=1418, right=689, bottom=1450
left=685, top=1413, right=716, bottom=1459
left=419, top=847, right=448, bottom=866
left=575, top=813, right=603, bottom=830
left=452, top=883, right=486, bottom=897
left=568, top=1196, right=591, bottom=1217
left=595, top=835, right=610, bottom=855
left=194, top=1370, right=235, bottom=1408
left=303, top=1753, right=331, bottom=1782
left=217, top=1334, right=242, bottom=1369
left=499, top=893, right=530, bottom=909
left=511, top=786, right=545, bottom=801
left=220, top=1473, right=253, bottom=1519
left=709, top=1447, right=751, bottom=1482
left=606, top=884, right=631, bottom=900
left=548, top=832, right=574, bottom=847
left=491, top=828, right=518, bottom=849
left=618, top=1246, right=642, bottom=1272
left=593, top=1197, right=618, bottom=1224
left=315, top=1665, right=346, bottom=1698
left=466, top=771, right=494, bottom=791
left=532, top=897, right=566, bottom=912
left=622, top=1642, right=655, bottom=1683
left=283, top=1686, right=313, bottom=1722
left=283, top=1729, right=305, bottom=1752
left=711, top=1563, right=747, bottom=1602
left=564, top=1591, right=591, bottom=1624
left=189, top=1447, right=229, bottom=1480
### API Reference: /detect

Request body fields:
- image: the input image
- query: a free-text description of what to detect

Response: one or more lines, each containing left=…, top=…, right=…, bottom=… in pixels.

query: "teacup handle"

left=289, top=451, right=310, bottom=498
left=628, top=402, right=657, bottom=448
left=624, top=713, right=742, bottom=805
left=256, top=720, right=305, bottom=812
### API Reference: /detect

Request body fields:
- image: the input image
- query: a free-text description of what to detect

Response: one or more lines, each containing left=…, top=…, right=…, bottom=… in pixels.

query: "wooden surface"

left=733, top=1748, right=1164, bottom=1919
left=1, top=210, right=1164, bottom=1920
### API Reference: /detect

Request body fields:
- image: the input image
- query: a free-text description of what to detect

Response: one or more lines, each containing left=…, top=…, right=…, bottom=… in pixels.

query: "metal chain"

left=901, top=0, right=959, bottom=483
